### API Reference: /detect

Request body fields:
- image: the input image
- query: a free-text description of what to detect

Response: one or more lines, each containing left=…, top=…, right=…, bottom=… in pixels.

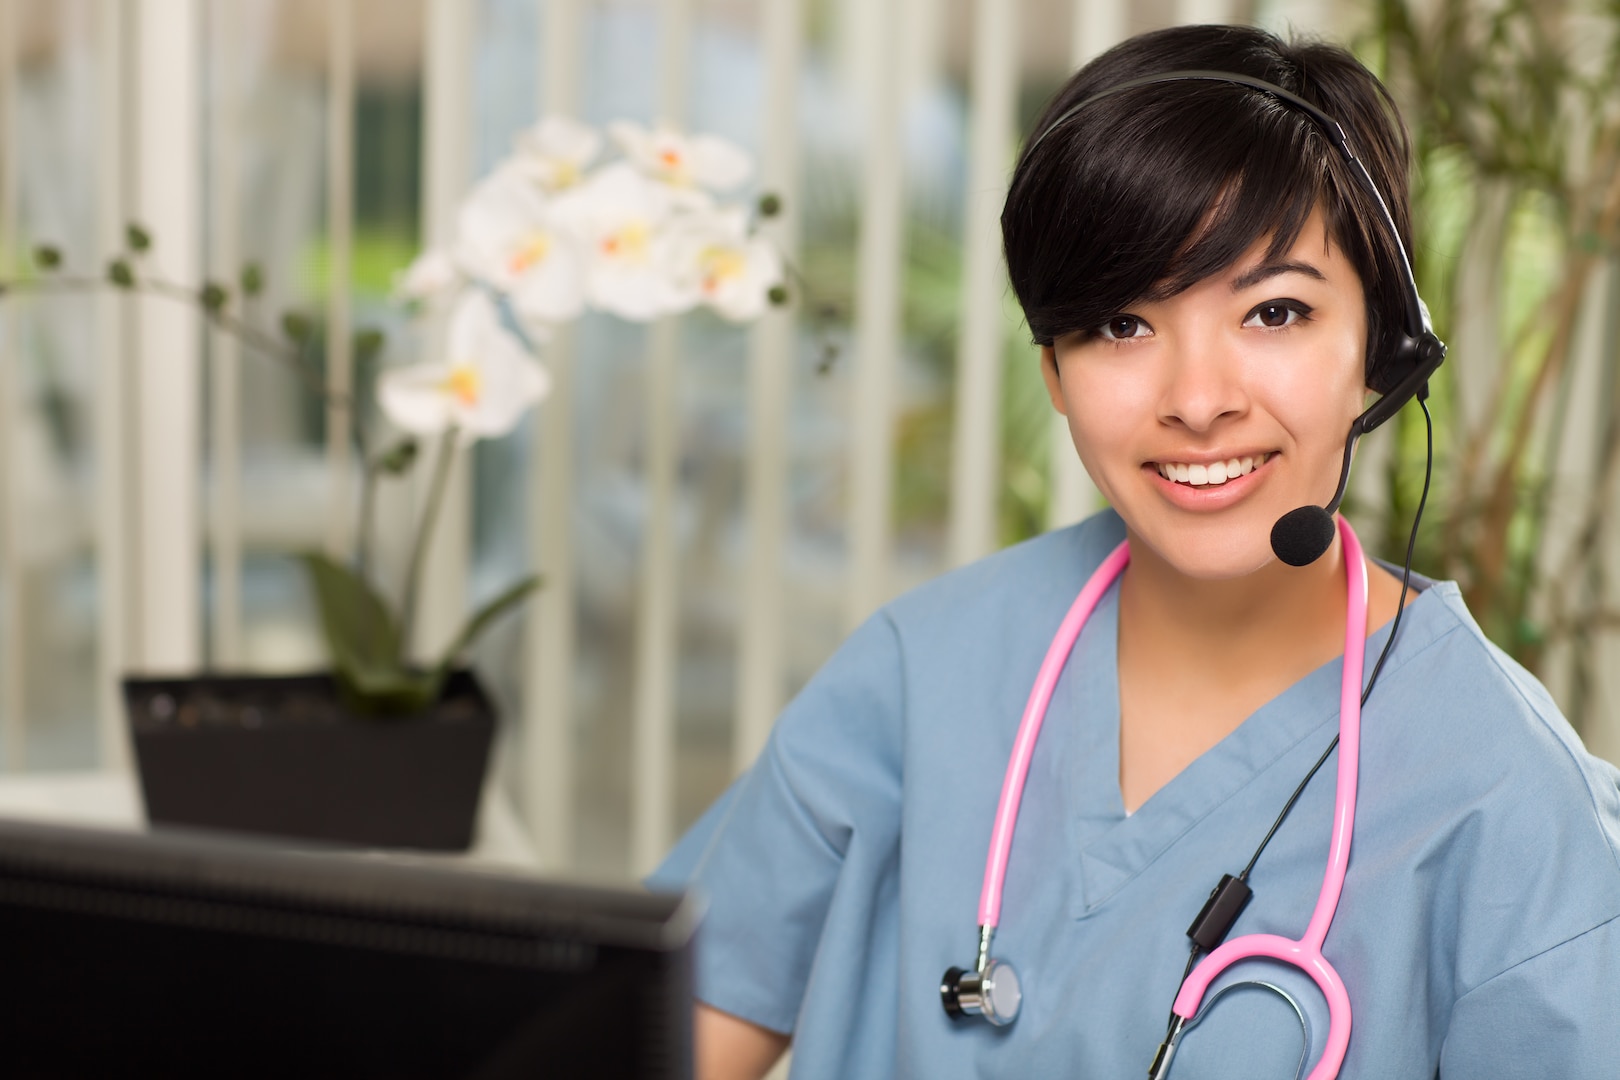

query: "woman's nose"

left=1157, top=336, right=1249, bottom=433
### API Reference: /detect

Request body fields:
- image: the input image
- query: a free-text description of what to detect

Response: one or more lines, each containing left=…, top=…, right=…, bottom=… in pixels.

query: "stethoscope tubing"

left=1171, top=517, right=1367, bottom=1079
left=977, top=540, right=1132, bottom=928
left=973, top=519, right=1368, bottom=1079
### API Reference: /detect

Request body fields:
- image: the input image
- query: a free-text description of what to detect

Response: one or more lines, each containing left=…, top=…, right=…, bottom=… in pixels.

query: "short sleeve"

left=1438, top=915, right=1620, bottom=1077
left=647, top=610, right=906, bottom=1036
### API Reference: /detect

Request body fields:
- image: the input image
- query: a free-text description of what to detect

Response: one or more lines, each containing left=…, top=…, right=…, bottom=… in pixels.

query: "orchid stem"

left=358, top=455, right=379, bottom=583
left=397, top=427, right=459, bottom=664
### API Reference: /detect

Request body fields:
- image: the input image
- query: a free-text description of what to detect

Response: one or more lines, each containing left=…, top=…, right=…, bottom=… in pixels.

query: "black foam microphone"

left=1271, top=504, right=1340, bottom=568
left=1269, top=339, right=1446, bottom=567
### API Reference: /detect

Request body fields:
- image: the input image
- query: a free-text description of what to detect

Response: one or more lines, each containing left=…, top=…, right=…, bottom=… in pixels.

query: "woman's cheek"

left=1066, top=380, right=1147, bottom=497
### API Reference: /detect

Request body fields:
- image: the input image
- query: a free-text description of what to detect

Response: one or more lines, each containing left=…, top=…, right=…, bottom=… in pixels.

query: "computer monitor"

left=0, top=816, right=696, bottom=1078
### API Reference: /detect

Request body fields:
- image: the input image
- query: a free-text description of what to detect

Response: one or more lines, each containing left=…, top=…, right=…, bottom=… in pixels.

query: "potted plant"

left=24, top=117, right=785, bottom=850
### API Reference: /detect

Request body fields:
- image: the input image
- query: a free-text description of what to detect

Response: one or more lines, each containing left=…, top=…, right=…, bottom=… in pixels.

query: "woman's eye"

left=1243, top=300, right=1312, bottom=329
left=1097, top=315, right=1151, bottom=341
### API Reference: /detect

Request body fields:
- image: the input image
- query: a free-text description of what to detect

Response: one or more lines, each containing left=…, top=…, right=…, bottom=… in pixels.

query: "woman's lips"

left=1153, top=451, right=1276, bottom=488
left=1144, top=451, right=1277, bottom=508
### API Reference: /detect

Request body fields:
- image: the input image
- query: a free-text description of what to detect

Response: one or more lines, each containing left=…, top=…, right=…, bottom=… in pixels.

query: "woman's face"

left=1041, top=206, right=1369, bottom=581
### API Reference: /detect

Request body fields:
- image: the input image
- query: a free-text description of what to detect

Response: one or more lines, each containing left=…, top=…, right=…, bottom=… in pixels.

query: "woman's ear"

left=1040, top=345, right=1068, bottom=417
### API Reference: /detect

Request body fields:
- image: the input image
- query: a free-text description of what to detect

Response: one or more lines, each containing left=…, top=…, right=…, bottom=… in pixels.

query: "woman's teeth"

left=1156, top=453, right=1273, bottom=487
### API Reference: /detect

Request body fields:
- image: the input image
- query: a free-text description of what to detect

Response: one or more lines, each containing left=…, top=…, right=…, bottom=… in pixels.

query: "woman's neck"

left=1113, top=529, right=1364, bottom=813
left=1118, top=532, right=1351, bottom=668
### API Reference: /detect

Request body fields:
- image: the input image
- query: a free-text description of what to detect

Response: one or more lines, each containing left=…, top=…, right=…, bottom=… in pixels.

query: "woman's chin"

left=1124, top=520, right=1290, bottom=583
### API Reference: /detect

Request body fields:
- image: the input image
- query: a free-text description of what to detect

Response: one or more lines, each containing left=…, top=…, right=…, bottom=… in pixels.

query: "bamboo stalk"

left=1467, top=136, right=1620, bottom=614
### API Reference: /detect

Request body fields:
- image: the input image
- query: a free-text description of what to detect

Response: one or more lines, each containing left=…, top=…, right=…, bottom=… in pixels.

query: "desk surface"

left=0, top=768, right=541, bottom=872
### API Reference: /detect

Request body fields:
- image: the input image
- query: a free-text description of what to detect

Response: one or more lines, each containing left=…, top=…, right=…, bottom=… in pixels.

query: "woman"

left=653, top=24, right=1620, bottom=1078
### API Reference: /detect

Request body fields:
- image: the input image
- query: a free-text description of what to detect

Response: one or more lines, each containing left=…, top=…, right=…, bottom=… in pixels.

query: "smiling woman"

left=651, top=23, right=1620, bottom=1080
left=1043, top=208, right=1373, bottom=586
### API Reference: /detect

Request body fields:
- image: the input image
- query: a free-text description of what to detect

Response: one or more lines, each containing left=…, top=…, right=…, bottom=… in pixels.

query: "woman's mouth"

left=1153, top=452, right=1277, bottom=488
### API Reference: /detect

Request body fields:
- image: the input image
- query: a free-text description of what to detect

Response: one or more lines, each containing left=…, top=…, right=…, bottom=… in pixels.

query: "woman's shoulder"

left=1394, top=580, right=1619, bottom=799
left=1369, top=579, right=1620, bottom=924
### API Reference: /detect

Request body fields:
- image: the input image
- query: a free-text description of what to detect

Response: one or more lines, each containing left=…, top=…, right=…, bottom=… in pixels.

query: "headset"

left=938, top=71, right=1447, bottom=1079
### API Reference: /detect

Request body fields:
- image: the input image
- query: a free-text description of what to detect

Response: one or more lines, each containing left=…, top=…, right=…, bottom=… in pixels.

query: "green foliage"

left=758, top=192, right=783, bottom=218
left=373, top=437, right=419, bottom=476
left=32, top=245, right=60, bottom=270
left=767, top=284, right=789, bottom=306
left=298, top=226, right=420, bottom=296
left=298, top=552, right=405, bottom=690
left=200, top=282, right=228, bottom=313
left=354, top=327, right=386, bottom=364
left=428, top=575, right=543, bottom=687
left=240, top=262, right=264, bottom=297
left=125, top=222, right=152, bottom=253
left=297, top=551, right=541, bottom=715
left=1360, top=0, right=1620, bottom=726
left=107, top=259, right=134, bottom=288
left=280, top=311, right=314, bottom=343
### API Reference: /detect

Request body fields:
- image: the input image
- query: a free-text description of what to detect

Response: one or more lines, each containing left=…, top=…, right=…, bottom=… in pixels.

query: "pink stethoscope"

left=939, top=517, right=1368, bottom=1080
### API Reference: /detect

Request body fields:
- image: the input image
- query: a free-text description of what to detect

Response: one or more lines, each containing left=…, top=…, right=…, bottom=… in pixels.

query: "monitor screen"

left=0, top=817, right=695, bottom=1078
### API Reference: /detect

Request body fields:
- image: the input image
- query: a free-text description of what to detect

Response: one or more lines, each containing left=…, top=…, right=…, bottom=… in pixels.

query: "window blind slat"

left=734, top=0, right=804, bottom=773
left=133, top=0, right=203, bottom=674
left=948, top=0, right=1020, bottom=568
left=630, top=0, right=694, bottom=877
left=0, top=0, right=22, bottom=768
left=523, top=0, right=586, bottom=870
left=95, top=0, right=130, bottom=769
left=844, top=0, right=905, bottom=629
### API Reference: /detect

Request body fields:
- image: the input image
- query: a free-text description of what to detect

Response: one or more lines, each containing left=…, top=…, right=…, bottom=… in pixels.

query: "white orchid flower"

left=550, top=163, right=687, bottom=321
left=454, top=164, right=586, bottom=324
left=666, top=207, right=784, bottom=322
left=608, top=121, right=752, bottom=194
left=377, top=291, right=549, bottom=443
left=509, top=116, right=602, bottom=192
left=393, top=249, right=459, bottom=303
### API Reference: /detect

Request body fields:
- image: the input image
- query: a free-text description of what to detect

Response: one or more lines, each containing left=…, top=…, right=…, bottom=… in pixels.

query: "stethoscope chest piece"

left=940, top=958, right=1022, bottom=1026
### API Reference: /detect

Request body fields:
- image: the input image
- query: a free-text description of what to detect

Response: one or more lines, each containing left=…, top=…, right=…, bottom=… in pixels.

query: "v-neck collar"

left=1053, top=574, right=1424, bottom=919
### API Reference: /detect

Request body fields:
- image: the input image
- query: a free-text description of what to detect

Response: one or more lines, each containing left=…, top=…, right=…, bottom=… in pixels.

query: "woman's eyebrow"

left=1229, top=260, right=1326, bottom=291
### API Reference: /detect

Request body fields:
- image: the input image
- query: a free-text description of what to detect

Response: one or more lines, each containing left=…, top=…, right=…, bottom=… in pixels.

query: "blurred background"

left=0, top=0, right=1616, bottom=880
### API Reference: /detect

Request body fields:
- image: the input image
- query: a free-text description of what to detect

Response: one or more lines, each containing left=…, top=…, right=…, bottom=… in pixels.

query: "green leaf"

left=767, top=284, right=789, bottom=306
left=33, top=244, right=61, bottom=270
left=125, top=222, right=152, bottom=252
left=354, top=327, right=386, bottom=363
left=240, top=262, right=264, bottom=297
left=373, top=437, right=419, bottom=476
left=107, top=259, right=135, bottom=288
left=331, top=664, right=442, bottom=717
left=757, top=192, right=783, bottom=218
left=296, top=552, right=402, bottom=675
left=200, top=282, right=228, bottom=313
left=430, top=575, right=543, bottom=682
left=281, top=311, right=314, bottom=342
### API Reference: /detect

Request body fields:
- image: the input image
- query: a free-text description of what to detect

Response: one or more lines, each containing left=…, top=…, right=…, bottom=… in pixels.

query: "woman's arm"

left=696, top=1003, right=789, bottom=1080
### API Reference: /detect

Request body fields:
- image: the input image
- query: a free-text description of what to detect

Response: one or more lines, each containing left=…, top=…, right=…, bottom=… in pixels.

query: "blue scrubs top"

left=651, top=511, right=1620, bottom=1077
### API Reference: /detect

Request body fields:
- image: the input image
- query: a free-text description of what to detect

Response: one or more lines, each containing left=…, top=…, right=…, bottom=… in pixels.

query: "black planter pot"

left=124, top=670, right=495, bottom=851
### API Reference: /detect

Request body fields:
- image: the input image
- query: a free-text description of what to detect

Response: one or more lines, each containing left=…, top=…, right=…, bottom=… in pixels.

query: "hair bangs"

left=1148, top=115, right=1329, bottom=303
left=1010, top=83, right=1331, bottom=346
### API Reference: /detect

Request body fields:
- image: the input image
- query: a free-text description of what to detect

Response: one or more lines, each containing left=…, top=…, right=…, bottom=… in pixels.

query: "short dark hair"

left=1002, top=24, right=1414, bottom=392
